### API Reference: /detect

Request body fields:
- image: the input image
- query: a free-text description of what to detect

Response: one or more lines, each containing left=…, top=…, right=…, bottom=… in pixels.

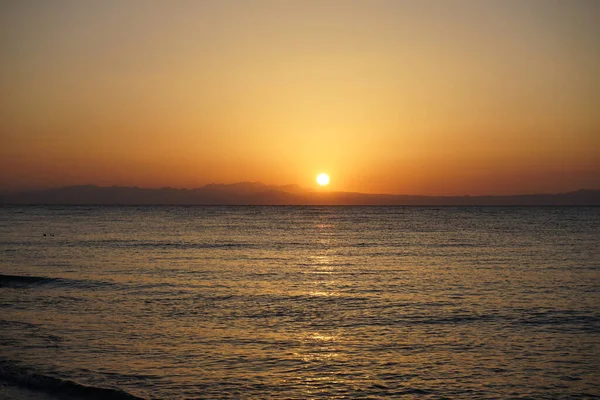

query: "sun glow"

left=316, top=173, right=330, bottom=186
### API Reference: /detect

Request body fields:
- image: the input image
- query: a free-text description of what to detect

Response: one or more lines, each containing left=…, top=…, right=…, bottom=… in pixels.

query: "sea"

left=1, top=206, right=599, bottom=399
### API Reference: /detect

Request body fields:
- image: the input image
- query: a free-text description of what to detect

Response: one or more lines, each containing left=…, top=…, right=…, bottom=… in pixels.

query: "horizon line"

left=2, top=183, right=599, bottom=198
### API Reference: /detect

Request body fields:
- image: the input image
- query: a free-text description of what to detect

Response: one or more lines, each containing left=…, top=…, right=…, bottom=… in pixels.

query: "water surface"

left=1, top=206, right=599, bottom=399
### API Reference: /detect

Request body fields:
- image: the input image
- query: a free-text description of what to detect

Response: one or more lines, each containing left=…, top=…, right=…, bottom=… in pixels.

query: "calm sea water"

left=1, top=206, right=599, bottom=399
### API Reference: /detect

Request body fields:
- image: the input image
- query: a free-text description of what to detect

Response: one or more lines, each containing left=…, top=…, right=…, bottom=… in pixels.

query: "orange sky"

left=1, top=1, right=599, bottom=195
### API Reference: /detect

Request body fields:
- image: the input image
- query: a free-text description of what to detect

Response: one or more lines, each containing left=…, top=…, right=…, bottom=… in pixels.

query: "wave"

left=0, top=359, right=146, bottom=400
left=0, top=274, right=113, bottom=289
left=71, top=239, right=259, bottom=251
left=515, top=310, right=600, bottom=332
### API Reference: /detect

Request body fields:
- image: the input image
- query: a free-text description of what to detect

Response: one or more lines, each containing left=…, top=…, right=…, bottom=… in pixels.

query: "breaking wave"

left=0, top=359, right=145, bottom=400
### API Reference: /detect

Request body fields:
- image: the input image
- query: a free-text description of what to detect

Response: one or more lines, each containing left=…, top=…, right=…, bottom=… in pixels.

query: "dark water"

left=1, top=206, right=599, bottom=399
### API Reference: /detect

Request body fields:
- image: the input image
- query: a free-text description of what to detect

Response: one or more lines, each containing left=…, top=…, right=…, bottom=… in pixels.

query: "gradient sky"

left=1, top=0, right=599, bottom=195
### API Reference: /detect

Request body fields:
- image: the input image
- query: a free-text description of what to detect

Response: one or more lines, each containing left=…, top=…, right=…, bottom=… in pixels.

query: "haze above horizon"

left=2, top=1, right=599, bottom=195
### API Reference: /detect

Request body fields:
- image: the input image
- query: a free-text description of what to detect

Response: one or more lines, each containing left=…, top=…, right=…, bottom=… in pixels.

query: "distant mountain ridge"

left=1, top=184, right=599, bottom=206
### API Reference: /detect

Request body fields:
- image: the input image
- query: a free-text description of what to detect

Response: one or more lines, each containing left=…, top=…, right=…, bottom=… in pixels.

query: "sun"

left=316, top=173, right=330, bottom=186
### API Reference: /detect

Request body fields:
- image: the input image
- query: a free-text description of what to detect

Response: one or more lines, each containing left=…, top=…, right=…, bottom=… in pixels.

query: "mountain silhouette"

left=1, top=184, right=599, bottom=206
